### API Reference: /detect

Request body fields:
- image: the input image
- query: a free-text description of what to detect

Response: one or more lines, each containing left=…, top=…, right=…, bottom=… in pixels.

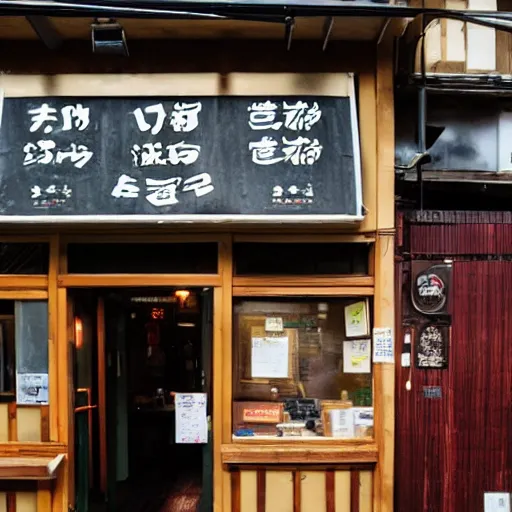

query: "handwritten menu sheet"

left=175, top=393, right=208, bottom=444
left=251, top=336, right=289, bottom=379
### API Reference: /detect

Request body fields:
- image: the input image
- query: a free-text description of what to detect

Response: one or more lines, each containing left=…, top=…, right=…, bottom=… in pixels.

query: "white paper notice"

left=175, top=393, right=208, bottom=444
left=251, top=336, right=289, bottom=378
left=484, top=493, right=511, bottom=512
left=373, top=327, right=394, bottom=363
left=265, top=317, right=284, bottom=332
left=330, top=408, right=354, bottom=438
left=343, top=340, right=371, bottom=373
left=344, top=301, right=369, bottom=337
left=16, top=373, right=49, bottom=405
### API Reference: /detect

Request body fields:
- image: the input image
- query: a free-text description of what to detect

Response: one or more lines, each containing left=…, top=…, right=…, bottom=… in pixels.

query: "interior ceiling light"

left=91, top=18, right=128, bottom=56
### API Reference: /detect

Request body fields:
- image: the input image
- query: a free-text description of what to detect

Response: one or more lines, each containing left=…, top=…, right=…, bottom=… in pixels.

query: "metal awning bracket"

left=322, top=16, right=334, bottom=51
left=285, top=16, right=295, bottom=51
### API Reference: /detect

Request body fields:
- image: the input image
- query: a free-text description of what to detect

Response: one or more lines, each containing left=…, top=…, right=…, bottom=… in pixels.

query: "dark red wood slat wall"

left=396, top=218, right=512, bottom=512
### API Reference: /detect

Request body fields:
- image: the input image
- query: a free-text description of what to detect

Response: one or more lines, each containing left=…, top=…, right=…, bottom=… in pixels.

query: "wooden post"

left=373, top=19, right=399, bottom=512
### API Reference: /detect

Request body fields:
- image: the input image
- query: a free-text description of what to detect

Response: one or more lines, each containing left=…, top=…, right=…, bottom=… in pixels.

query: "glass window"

left=0, top=300, right=49, bottom=404
left=233, top=243, right=369, bottom=275
left=233, top=298, right=373, bottom=440
left=0, top=243, right=49, bottom=274
left=67, top=243, right=218, bottom=274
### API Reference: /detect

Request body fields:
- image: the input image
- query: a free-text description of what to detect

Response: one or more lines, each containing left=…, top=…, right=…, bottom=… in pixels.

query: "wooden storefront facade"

left=0, top=17, right=398, bottom=512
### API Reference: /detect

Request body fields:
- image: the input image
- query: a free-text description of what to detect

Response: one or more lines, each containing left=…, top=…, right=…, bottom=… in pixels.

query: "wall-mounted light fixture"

left=175, top=289, right=190, bottom=308
left=91, top=18, right=129, bottom=56
left=74, top=317, right=83, bottom=350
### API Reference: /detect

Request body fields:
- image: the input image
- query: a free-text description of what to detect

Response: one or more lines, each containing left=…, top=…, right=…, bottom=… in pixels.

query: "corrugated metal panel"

left=396, top=209, right=512, bottom=512
left=396, top=259, right=512, bottom=512
left=410, top=223, right=512, bottom=255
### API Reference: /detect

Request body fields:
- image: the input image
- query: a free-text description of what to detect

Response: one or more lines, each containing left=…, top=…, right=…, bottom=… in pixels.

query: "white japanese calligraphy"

left=181, top=173, right=214, bottom=197
left=283, top=101, right=322, bottom=131
left=23, top=141, right=93, bottom=169
left=28, top=103, right=91, bottom=133
left=146, top=177, right=182, bottom=206
left=133, top=104, right=167, bottom=135
left=111, top=174, right=140, bottom=198
left=28, top=104, right=58, bottom=134
left=55, top=144, right=93, bottom=169
left=110, top=172, right=214, bottom=205
left=61, top=104, right=90, bottom=131
left=31, top=184, right=72, bottom=199
left=170, top=102, right=202, bottom=133
left=131, top=142, right=201, bottom=167
left=247, top=101, right=282, bottom=130
left=23, top=141, right=56, bottom=165
left=272, top=183, right=314, bottom=205
left=249, top=136, right=322, bottom=165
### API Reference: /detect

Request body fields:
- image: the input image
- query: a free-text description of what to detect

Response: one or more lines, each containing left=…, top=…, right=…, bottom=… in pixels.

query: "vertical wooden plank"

left=239, top=470, right=257, bottom=512
left=97, top=297, right=107, bottom=495
left=301, top=472, right=326, bottom=512
left=0, top=493, right=7, bottom=512
left=224, top=470, right=232, bottom=512
left=48, top=234, right=59, bottom=443
left=359, top=471, right=373, bottom=512
left=220, top=235, right=233, bottom=445
left=266, top=471, right=293, bottom=512
left=325, top=470, right=335, bottom=512
left=293, top=471, right=301, bottom=512
left=217, top=235, right=232, bottom=512
left=375, top=20, right=397, bottom=512
left=334, top=471, right=351, bottom=512
left=40, top=406, right=50, bottom=442
left=6, top=493, right=15, bottom=512
left=350, top=471, right=360, bottom=512
left=0, top=404, right=10, bottom=441
left=17, top=407, right=42, bottom=442
left=8, top=403, right=17, bottom=442
left=358, top=72, right=377, bottom=234
left=214, top=286, right=225, bottom=512
left=231, top=470, right=241, bottom=512
left=445, top=0, right=467, bottom=63
left=15, top=493, right=36, bottom=512
left=53, top=287, right=69, bottom=512
left=256, top=470, right=265, bottom=512
left=36, top=484, right=51, bottom=512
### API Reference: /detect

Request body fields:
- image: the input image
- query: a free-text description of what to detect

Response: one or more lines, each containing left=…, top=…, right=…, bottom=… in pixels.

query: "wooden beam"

left=57, top=273, right=222, bottom=288
left=233, top=286, right=374, bottom=297
left=48, top=235, right=59, bottom=443
left=232, top=234, right=374, bottom=243
left=221, top=444, right=378, bottom=465
left=0, top=443, right=66, bottom=457
left=232, top=276, right=374, bottom=288
left=0, top=276, right=48, bottom=289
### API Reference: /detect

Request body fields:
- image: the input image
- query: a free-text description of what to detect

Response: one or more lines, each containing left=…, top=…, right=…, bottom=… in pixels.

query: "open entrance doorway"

left=71, top=287, right=213, bottom=512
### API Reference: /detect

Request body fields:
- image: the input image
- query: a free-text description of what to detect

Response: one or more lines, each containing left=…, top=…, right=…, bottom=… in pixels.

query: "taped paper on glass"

left=175, top=393, right=208, bottom=444
left=251, top=335, right=289, bottom=379
left=16, top=373, right=49, bottom=405
left=373, top=327, right=394, bottom=363
left=343, top=339, right=371, bottom=373
left=344, top=300, right=369, bottom=337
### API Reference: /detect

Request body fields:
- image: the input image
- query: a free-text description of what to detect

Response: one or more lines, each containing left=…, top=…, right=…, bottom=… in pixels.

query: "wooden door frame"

left=64, top=281, right=225, bottom=512
left=54, top=233, right=230, bottom=512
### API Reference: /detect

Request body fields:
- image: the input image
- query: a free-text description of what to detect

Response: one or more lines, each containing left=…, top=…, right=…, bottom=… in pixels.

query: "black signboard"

left=0, top=95, right=362, bottom=223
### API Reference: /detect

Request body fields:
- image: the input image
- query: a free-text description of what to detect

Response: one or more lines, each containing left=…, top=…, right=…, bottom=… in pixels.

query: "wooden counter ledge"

left=0, top=454, right=64, bottom=480
left=221, top=443, right=378, bottom=464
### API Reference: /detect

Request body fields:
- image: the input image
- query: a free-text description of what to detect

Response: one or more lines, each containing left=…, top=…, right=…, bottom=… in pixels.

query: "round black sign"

left=412, top=267, right=447, bottom=314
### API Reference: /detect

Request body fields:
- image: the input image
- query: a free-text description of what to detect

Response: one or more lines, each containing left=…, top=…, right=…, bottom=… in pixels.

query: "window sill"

left=0, top=453, right=64, bottom=480
left=221, top=440, right=378, bottom=464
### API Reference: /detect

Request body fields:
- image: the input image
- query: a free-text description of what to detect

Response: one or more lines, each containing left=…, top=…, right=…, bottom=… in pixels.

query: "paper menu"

left=16, top=373, right=49, bottom=405
left=484, top=493, right=511, bottom=512
left=343, top=339, right=371, bottom=374
left=175, top=393, right=208, bottom=444
left=373, top=327, right=394, bottom=363
left=344, top=301, right=369, bottom=337
left=251, top=335, right=289, bottom=379
left=329, top=408, right=355, bottom=438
